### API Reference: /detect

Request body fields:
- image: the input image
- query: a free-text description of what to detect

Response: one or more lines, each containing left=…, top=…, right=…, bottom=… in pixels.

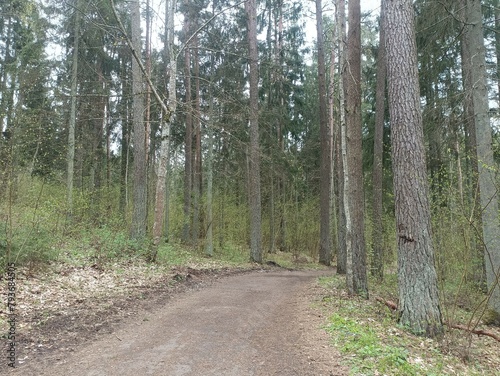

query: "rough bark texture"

left=345, top=0, right=367, bottom=297
left=385, top=0, right=443, bottom=336
left=371, top=1, right=386, bottom=281
left=246, top=0, right=262, bottom=263
left=465, top=0, right=500, bottom=315
left=316, top=0, right=332, bottom=266
left=130, top=0, right=148, bottom=240
left=496, top=0, right=500, bottom=107
left=336, top=0, right=347, bottom=275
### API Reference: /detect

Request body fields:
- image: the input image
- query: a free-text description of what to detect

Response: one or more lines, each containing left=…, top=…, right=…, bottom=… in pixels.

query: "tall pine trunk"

left=246, top=0, right=263, bottom=263
left=460, top=0, right=485, bottom=287
left=316, top=0, right=332, bottom=266
left=371, top=0, right=387, bottom=280
left=464, top=0, right=500, bottom=318
left=345, top=0, right=367, bottom=296
left=336, top=0, right=347, bottom=274
left=130, top=0, right=148, bottom=240
left=152, top=0, right=176, bottom=252
left=385, top=0, right=442, bottom=336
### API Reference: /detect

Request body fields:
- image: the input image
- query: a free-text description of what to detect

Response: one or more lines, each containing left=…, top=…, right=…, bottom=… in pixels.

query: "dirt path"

left=7, top=269, right=348, bottom=376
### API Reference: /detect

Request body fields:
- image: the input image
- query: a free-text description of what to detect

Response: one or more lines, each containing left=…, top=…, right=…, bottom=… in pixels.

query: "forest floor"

left=0, top=259, right=347, bottom=375
left=1, top=253, right=499, bottom=375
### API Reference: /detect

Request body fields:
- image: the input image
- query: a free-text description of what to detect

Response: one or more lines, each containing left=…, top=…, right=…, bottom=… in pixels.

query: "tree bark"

left=329, top=4, right=338, bottom=268
left=193, top=31, right=202, bottom=246
left=316, top=0, right=332, bottom=266
left=385, top=0, right=443, bottom=336
left=119, top=51, right=130, bottom=214
left=182, top=4, right=193, bottom=244
left=345, top=0, right=367, bottom=297
left=336, top=0, right=347, bottom=275
left=152, top=0, right=176, bottom=250
left=129, top=0, right=148, bottom=240
left=246, top=0, right=263, bottom=263
left=371, top=0, right=387, bottom=280
left=67, top=0, right=82, bottom=218
left=460, top=0, right=485, bottom=287
left=205, top=81, right=215, bottom=257
left=465, top=0, right=500, bottom=316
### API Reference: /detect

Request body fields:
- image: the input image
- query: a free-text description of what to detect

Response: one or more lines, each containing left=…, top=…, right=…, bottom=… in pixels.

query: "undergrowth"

left=318, top=275, right=499, bottom=375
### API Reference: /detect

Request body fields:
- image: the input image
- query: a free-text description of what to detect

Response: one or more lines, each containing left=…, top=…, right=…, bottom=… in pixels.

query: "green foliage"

left=325, top=312, right=417, bottom=375
left=81, top=226, right=144, bottom=261
left=0, top=225, right=57, bottom=268
left=214, top=243, right=250, bottom=264
left=153, top=243, right=196, bottom=266
left=319, top=275, right=494, bottom=375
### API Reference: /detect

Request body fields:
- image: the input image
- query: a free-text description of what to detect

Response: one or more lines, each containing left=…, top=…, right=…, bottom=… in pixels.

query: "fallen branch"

left=447, top=323, right=500, bottom=343
left=375, top=296, right=500, bottom=342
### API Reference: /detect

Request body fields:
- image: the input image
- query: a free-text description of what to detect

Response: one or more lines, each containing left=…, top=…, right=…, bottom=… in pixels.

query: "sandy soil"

left=4, top=269, right=348, bottom=376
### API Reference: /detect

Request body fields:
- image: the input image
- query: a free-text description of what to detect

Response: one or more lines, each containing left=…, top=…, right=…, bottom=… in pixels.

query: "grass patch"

left=325, top=313, right=418, bottom=375
left=317, top=274, right=499, bottom=375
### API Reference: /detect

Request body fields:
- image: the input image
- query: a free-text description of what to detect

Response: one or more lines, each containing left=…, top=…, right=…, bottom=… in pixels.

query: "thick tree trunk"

left=130, top=0, right=148, bottom=240
left=316, top=0, right=332, bottom=266
left=385, top=0, right=443, bottom=336
left=345, top=0, right=367, bottom=297
left=246, top=0, right=263, bottom=263
left=465, top=0, right=500, bottom=317
left=371, top=0, right=387, bottom=280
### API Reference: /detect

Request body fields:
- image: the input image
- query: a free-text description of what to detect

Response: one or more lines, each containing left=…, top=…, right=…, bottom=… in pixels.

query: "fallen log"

left=375, top=296, right=500, bottom=342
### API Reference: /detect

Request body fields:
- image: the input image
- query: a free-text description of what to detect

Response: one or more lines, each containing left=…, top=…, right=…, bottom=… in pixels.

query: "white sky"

left=146, top=0, right=382, bottom=51
left=302, top=0, right=381, bottom=47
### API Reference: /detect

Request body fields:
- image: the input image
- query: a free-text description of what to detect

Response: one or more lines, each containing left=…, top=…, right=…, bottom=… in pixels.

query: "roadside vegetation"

left=317, top=275, right=500, bottom=375
left=1, top=175, right=499, bottom=373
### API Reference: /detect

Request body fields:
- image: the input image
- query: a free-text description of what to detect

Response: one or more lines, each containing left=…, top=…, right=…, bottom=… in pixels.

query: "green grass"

left=325, top=313, right=418, bottom=375
left=317, top=275, right=495, bottom=376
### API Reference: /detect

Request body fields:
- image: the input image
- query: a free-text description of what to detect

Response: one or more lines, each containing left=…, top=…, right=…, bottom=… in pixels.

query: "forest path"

left=9, top=269, right=347, bottom=376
